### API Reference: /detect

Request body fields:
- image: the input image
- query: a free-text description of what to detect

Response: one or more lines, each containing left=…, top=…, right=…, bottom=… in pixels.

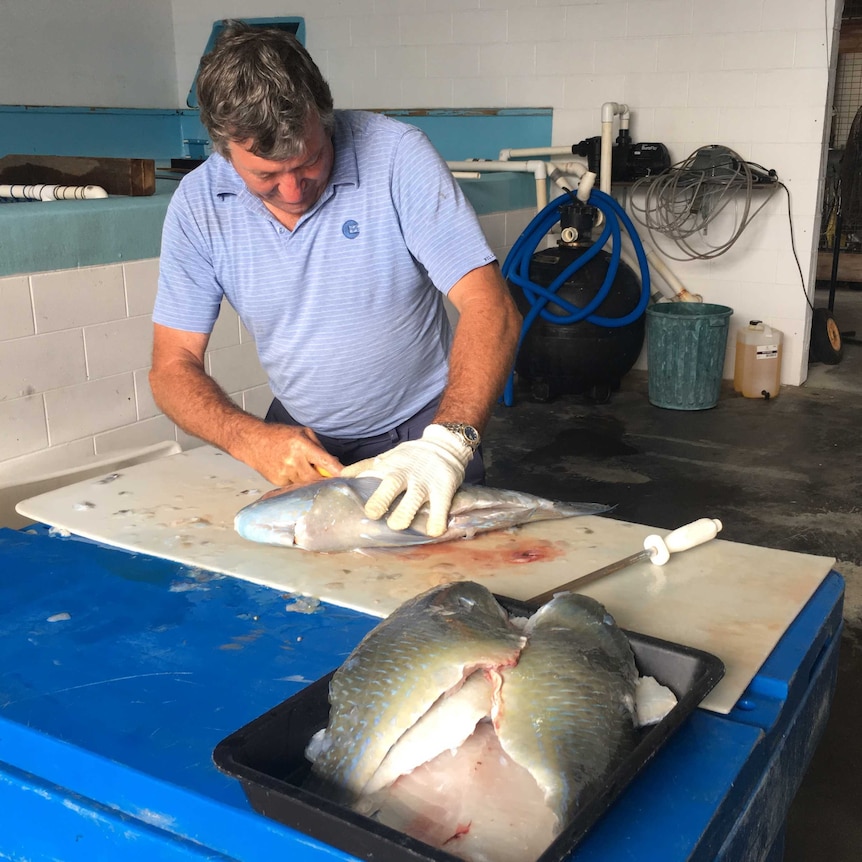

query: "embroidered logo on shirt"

left=342, top=220, right=360, bottom=239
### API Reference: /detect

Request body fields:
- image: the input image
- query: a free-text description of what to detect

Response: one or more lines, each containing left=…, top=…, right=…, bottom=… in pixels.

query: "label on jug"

left=755, top=344, right=779, bottom=360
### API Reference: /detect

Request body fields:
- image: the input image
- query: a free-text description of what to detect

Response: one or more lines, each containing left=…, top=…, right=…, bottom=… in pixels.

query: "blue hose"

left=502, top=188, right=651, bottom=406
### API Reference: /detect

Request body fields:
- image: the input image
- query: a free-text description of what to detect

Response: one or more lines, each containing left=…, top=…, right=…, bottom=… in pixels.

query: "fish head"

left=527, top=592, right=635, bottom=673
left=293, top=477, right=393, bottom=551
left=234, top=479, right=331, bottom=547
left=528, top=591, right=611, bottom=627
left=423, top=580, right=512, bottom=625
left=234, top=476, right=442, bottom=552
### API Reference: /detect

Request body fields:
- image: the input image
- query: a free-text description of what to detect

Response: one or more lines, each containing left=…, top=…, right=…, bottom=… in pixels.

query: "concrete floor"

left=483, top=285, right=862, bottom=861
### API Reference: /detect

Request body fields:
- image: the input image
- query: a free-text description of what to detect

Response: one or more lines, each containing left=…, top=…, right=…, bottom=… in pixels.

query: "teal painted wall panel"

left=0, top=106, right=551, bottom=163
left=0, top=107, right=188, bottom=161
left=0, top=173, right=538, bottom=278
left=381, top=108, right=552, bottom=161
left=0, top=107, right=550, bottom=277
left=458, top=172, right=539, bottom=214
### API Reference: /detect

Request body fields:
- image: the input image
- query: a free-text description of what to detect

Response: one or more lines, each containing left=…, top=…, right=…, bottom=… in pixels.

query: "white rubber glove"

left=340, top=424, right=473, bottom=537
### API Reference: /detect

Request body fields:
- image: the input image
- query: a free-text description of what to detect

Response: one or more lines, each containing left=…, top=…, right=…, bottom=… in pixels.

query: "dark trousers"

left=264, top=398, right=485, bottom=484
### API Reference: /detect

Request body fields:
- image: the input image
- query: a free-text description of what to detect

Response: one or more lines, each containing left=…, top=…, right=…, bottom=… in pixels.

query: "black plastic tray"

left=213, top=601, right=724, bottom=862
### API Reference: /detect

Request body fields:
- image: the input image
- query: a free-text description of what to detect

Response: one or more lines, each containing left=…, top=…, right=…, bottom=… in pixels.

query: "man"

left=149, top=21, right=521, bottom=538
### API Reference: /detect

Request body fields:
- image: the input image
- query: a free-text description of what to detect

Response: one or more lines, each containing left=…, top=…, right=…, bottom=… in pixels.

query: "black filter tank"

left=510, top=244, right=645, bottom=403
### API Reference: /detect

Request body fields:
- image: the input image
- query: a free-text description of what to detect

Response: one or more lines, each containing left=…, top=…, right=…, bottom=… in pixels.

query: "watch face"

left=439, top=423, right=480, bottom=449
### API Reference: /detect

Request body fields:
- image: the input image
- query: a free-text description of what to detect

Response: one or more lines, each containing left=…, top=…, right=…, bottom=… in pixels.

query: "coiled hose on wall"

left=502, top=188, right=651, bottom=406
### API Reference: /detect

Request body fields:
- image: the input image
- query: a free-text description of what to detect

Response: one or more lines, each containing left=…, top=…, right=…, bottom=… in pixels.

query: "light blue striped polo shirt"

left=154, top=110, right=496, bottom=437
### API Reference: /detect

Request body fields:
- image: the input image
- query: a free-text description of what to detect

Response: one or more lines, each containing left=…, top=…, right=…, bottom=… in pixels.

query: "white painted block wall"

left=0, top=260, right=269, bottom=470
left=0, top=0, right=176, bottom=108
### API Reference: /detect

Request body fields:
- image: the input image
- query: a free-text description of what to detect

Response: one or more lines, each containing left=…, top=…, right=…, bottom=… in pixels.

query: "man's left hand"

left=340, top=425, right=473, bottom=536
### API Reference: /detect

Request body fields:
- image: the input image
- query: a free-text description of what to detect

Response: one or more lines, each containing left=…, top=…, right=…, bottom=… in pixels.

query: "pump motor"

left=574, top=131, right=670, bottom=183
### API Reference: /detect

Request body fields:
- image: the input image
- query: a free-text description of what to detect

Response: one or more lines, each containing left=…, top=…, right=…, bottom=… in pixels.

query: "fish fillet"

left=360, top=721, right=557, bottom=862
left=310, top=581, right=525, bottom=799
left=364, top=669, right=494, bottom=796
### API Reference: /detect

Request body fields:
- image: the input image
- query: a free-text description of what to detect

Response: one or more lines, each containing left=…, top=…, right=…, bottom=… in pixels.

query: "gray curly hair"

left=197, top=20, right=335, bottom=161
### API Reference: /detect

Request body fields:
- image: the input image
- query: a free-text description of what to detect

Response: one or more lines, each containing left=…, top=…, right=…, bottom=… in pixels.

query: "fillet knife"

left=524, top=517, right=723, bottom=609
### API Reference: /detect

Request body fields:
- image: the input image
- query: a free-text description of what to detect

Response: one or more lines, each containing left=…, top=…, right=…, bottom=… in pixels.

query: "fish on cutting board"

left=305, top=582, right=646, bottom=862
left=234, top=476, right=611, bottom=552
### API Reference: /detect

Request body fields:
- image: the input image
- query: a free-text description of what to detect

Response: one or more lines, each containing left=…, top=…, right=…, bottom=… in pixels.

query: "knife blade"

left=523, top=517, right=723, bottom=610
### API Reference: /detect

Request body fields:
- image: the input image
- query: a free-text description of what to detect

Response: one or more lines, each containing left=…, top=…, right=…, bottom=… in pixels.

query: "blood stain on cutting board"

left=394, top=535, right=567, bottom=567
left=311, top=535, right=574, bottom=603
left=328, top=536, right=567, bottom=575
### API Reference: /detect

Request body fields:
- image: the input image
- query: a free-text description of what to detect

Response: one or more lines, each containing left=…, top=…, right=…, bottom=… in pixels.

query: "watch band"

left=436, top=422, right=481, bottom=451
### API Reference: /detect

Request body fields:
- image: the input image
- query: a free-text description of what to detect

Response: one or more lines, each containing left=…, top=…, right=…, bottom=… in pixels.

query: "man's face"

left=226, top=116, right=334, bottom=221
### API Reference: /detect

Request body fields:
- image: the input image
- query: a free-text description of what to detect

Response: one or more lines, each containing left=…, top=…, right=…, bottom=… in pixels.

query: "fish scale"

left=311, top=581, right=525, bottom=799
left=494, top=592, right=639, bottom=830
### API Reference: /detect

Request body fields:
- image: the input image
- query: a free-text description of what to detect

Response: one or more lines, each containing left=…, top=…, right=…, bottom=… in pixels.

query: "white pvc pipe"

left=546, top=161, right=595, bottom=204
left=642, top=243, right=702, bottom=302
left=550, top=161, right=588, bottom=180
left=447, top=159, right=549, bottom=209
left=601, top=101, right=630, bottom=125
left=600, top=123, right=614, bottom=194
left=600, top=102, right=629, bottom=195
left=0, top=184, right=108, bottom=201
left=498, top=145, right=574, bottom=161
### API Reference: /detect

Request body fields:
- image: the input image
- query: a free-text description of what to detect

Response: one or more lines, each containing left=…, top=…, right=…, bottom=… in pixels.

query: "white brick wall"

left=0, top=259, right=274, bottom=473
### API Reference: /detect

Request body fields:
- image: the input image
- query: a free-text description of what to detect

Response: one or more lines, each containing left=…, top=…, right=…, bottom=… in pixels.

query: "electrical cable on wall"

left=627, top=145, right=779, bottom=261
left=777, top=179, right=814, bottom=312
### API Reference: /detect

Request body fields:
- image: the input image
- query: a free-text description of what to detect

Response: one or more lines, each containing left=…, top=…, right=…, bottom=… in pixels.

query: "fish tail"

left=535, top=500, right=615, bottom=520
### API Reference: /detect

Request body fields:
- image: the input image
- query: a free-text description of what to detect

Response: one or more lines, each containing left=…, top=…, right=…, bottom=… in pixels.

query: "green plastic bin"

left=646, top=302, right=733, bottom=410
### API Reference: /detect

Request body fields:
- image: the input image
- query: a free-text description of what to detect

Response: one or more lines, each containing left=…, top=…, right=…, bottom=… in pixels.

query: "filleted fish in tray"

left=213, top=582, right=724, bottom=862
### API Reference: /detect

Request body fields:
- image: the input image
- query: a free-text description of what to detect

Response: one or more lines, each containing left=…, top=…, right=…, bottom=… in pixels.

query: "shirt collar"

left=327, top=111, right=359, bottom=189
left=211, top=152, right=245, bottom=198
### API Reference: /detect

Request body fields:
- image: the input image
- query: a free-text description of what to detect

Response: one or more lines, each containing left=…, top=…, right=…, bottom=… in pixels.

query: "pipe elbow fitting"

left=577, top=171, right=596, bottom=203
left=558, top=160, right=587, bottom=179
left=601, top=101, right=629, bottom=123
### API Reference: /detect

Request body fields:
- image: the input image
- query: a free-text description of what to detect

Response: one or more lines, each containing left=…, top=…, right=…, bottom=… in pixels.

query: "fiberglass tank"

left=510, top=241, right=645, bottom=404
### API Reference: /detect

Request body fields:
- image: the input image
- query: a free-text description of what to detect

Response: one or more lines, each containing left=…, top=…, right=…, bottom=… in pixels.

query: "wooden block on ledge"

left=0, top=155, right=155, bottom=196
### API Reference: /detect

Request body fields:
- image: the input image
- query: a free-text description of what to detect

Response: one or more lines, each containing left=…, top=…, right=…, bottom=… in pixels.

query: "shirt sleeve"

left=152, top=183, right=225, bottom=334
left=389, top=127, right=497, bottom=295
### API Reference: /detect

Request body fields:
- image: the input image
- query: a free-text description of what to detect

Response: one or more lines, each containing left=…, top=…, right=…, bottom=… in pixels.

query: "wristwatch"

left=437, top=422, right=481, bottom=451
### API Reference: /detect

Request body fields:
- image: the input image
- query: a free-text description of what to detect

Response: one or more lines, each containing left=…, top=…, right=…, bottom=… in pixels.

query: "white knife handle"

left=643, top=518, right=723, bottom=566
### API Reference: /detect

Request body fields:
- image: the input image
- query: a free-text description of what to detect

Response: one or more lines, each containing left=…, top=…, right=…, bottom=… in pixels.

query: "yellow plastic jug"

left=733, top=320, right=782, bottom=399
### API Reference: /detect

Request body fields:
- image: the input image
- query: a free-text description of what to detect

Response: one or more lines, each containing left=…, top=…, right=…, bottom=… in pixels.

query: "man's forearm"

left=149, top=360, right=266, bottom=459
left=436, top=266, right=522, bottom=432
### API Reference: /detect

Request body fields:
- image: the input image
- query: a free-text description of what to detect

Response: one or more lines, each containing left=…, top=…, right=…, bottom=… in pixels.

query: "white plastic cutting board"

left=16, top=445, right=835, bottom=715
